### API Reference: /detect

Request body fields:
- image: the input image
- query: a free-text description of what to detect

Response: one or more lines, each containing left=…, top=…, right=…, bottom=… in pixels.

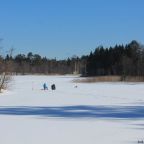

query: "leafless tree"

left=0, top=43, right=13, bottom=92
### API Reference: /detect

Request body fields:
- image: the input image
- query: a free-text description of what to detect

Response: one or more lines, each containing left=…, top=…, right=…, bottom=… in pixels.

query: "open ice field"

left=0, top=75, right=144, bottom=144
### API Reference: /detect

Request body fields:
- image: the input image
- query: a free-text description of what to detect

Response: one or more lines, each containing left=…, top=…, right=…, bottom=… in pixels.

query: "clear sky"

left=0, top=0, right=144, bottom=59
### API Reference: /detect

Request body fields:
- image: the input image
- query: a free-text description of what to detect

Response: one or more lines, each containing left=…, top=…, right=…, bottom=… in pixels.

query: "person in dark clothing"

left=51, top=84, right=56, bottom=90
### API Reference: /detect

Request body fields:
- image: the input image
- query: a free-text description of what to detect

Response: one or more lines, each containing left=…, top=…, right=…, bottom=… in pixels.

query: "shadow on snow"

left=0, top=105, right=144, bottom=119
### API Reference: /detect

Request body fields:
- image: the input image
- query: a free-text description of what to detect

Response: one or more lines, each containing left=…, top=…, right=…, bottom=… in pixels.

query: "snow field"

left=0, top=75, right=144, bottom=144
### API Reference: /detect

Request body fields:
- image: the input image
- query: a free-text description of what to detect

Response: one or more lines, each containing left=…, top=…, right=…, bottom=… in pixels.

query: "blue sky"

left=0, top=0, right=144, bottom=59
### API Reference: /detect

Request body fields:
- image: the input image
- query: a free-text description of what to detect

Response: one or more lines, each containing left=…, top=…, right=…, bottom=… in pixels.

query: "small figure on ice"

left=51, top=84, right=56, bottom=90
left=43, top=83, right=48, bottom=90
left=74, top=85, right=78, bottom=88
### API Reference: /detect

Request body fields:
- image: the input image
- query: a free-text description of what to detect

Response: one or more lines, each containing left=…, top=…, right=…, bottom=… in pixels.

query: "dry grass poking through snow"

left=73, top=76, right=144, bottom=83
left=73, top=76, right=121, bottom=83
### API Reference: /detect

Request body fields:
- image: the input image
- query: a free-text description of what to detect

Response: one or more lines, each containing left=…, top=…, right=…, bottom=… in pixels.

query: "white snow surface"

left=0, top=75, right=144, bottom=144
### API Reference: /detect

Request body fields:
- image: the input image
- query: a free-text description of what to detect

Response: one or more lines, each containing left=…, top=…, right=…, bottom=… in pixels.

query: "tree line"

left=0, top=40, right=144, bottom=78
left=86, top=40, right=144, bottom=78
left=0, top=52, right=86, bottom=75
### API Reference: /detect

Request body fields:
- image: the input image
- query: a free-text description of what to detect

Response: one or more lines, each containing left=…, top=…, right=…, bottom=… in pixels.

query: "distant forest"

left=0, top=40, right=144, bottom=78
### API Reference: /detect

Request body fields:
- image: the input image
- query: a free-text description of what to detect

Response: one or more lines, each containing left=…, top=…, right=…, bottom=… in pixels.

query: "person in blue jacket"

left=43, top=83, right=48, bottom=90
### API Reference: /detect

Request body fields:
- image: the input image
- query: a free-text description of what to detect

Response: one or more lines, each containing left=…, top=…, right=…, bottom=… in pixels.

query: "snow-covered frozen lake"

left=0, top=75, right=144, bottom=144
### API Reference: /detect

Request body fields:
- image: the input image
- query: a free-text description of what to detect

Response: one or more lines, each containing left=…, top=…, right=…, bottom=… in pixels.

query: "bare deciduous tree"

left=0, top=43, right=13, bottom=93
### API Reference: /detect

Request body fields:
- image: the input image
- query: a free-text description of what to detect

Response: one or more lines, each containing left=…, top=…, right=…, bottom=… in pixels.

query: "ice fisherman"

left=51, top=84, right=56, bottom=90
left=43, top=83, right=48, bottom=90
